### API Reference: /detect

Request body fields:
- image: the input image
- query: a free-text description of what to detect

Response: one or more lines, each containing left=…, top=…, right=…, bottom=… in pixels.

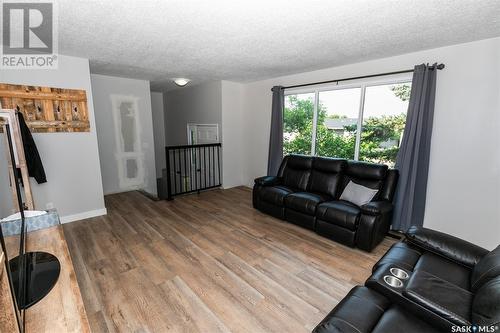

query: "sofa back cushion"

left=471, top=276, right=500, bottom=326
left=471, top=245, right=500, bottom=292
left=278, top=154, right=313, bottom=191
left=340, top=161, right=388, bottom=200
left=308, top=157, right=347, bottom=197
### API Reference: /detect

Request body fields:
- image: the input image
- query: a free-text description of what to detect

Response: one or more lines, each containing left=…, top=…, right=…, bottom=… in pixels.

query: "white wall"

left=151, top=92, right=166, bottom=178
left=164, top=81, right=247, bottom=189
left=221, top=81, right=244, bottom=188
left=91, top=74, right=157, bottom=196
left=240, top=37, right=500, bottom=249
left=0, top=55, right=106, bottom=223
left=164, top=81, right=222, bottom=146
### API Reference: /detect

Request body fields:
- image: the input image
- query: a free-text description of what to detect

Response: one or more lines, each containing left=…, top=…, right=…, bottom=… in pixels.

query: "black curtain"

left=267, top=86, right=284, bottom=175
left=392, top=64, right=438, bottom=231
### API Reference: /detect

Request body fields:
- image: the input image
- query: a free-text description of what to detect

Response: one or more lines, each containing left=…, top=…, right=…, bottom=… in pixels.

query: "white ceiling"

left=57, top=0, right=500, bottom=91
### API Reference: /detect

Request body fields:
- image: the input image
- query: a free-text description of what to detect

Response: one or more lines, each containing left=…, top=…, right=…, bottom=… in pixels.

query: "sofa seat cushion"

left=371, top=307, right=442, bottom=333
left=414, top=252, right=471, bottom=290
left=259, top=185, right=295, bottom=206
left=313, top=286, right=441, bottom=333
left=316, top=200, right=361, bottom=231
left=284, top=192, right=331, bottom=215
left=313, top=286, right=389, bottom=333
left=472, top=276, right=500, bottom=326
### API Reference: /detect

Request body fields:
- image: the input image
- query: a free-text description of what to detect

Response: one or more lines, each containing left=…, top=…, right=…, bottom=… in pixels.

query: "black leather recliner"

left=253, top=154, right=399, bottom=251
left=313, top=227, right=500, bottom=333
left=313, top=286, right=442, bottom=333
left=373, top=226, right=491, bottom=290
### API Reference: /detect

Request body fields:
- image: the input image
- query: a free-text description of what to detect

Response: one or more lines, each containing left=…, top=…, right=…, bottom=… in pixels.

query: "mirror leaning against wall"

left=0, top=108, right=61, bottom=333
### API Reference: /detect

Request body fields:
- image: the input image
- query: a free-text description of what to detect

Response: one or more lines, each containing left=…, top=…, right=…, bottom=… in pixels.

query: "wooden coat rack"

left=1, top=109, right=34, bottom=211
left=0, top=84, right=89, bottom=133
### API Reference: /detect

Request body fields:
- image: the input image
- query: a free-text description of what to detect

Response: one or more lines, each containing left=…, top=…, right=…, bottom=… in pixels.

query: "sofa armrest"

left=403, top=270, right=473, bottom=326
left=361, top=201, right=393, bottom=215
left=254, top=176, right=281, bottom=186
left=405, top=226, right=488, bottom=268
left=356, top=212, right=393, bottom=252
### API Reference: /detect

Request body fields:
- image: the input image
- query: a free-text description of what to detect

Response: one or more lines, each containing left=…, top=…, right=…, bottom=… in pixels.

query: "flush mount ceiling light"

left=173, top=78, right=190, bottom=87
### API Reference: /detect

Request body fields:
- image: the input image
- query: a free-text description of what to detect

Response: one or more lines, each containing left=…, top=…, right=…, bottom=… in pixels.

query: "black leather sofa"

left=253, top=154, right=398, bottom=251
left=313, top=227, right=500, bottom=333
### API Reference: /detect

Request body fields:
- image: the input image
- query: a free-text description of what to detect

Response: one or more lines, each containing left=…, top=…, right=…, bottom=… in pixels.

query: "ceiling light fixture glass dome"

left=173, top=78, right=190, bottom=87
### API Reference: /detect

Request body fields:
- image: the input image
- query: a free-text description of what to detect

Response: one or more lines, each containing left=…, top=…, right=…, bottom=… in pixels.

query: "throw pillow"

left=340, top=181, right=378, bottom=206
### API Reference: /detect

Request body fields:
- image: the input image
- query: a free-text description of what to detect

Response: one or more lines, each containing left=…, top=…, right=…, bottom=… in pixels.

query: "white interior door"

left=187, top=124, right=219, bottom=144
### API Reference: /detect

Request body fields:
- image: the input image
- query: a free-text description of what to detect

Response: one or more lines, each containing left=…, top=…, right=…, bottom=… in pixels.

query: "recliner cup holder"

left=390, top=267, right=409, bottom=280
left=383, top=275, right=403, bottom=288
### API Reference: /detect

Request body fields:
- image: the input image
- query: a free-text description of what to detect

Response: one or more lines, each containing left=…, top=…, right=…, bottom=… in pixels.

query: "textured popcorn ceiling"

left=57, top=0, right=500, bottom=90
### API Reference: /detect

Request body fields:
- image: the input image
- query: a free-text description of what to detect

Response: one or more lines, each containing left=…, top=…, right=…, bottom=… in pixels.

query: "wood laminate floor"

left=63, top=187, right=394, bottom=333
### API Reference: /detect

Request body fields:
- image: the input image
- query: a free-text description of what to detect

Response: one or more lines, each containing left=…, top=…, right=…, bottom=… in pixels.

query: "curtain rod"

left=278, top=63, right=445, bottom=90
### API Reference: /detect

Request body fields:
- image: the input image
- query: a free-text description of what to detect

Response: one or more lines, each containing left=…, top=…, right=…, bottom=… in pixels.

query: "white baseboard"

left=60, top=208, right=108, bottom=224
left=104, top=188, right=157, bottom=197
left=222, top=184, right=239, bottom=190
left=103, top=188, right=139, bottom=195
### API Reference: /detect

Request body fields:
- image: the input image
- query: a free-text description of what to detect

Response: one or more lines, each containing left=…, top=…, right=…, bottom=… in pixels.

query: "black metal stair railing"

left=164, top=143, right=222, bottom=200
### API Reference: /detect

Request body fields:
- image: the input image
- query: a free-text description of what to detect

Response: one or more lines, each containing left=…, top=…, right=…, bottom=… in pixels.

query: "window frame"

left=284, top=75, right=412, bottom=160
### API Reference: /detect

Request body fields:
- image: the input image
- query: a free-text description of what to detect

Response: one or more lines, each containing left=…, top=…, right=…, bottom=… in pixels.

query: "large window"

left=316, top=88, right=360, bottom=159
left=284, top=80, right=411, bottom=167
left=283, top=93, right=315, bottom=155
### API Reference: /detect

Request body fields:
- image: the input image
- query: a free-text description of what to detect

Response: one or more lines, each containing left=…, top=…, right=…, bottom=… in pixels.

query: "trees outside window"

left=283, top=93, right=314, bottom=155
left=283, top=82, right=411, bottom=167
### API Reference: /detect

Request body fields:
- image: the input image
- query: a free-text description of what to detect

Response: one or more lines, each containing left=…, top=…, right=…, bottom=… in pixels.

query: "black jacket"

left=18, top=113, right=47, bottom=184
